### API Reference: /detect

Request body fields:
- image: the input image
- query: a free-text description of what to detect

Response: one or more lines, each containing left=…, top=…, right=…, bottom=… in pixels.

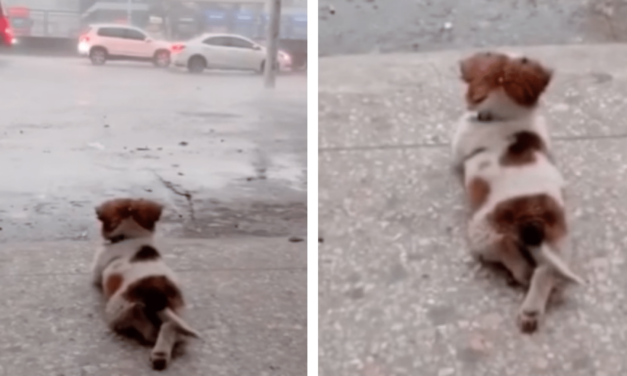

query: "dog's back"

left=101, top=239, right=183, bottom=315
left=468, top=130, right=564, bottom=219
left=453, top=111, right=551, bottom=177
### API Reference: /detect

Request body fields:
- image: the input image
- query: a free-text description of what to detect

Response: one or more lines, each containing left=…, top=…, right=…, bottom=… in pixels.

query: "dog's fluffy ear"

left=503, top=57, right=553, bottom=107
left=95, top=198, right=132, bottom=222
left=130, top=199, right=163, bottom=231
left=459, top=52, right=500, bottom=83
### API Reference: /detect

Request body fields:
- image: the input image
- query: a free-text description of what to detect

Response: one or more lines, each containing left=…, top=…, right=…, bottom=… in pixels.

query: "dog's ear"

left=130, top=199, right=163, bottom=231
left=95, top=199, right=132, bottom=222
left=503, top=56, right=553, bottom=107
left=95, top=198, right=134, bottom=233
left=459, top=52, right=499, bottom=83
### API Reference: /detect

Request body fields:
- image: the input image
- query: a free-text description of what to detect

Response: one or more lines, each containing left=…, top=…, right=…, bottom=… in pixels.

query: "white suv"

left=78, top=24, right=171, bottom=67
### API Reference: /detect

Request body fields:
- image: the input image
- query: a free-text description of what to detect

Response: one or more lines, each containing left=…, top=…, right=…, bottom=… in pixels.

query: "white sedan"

left=170, top=33, right=291, bottom=74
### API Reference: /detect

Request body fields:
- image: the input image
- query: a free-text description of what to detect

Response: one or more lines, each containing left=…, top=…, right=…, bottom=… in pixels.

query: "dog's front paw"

left=517, top=309, right=542, bottom=333
left=150, top=351, right=170, bottom=371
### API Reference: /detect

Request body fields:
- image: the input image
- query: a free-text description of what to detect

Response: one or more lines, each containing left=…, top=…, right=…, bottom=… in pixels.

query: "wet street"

left=0, top=55, right=307, bottom=375
left=0, top=55, right=307, bottom=242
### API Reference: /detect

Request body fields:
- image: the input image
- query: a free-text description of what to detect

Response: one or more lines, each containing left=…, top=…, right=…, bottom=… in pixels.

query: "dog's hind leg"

left=150, top=321, right=179, bottom=370
left=517, top=264, right=556, bottom=333
left=105, top=298, right=158, bottom=343
left=497, top=237, right=534, bottom=287
left=105, top=297, right=136, bottom=332
left=468, top=222, right=532, bottom=286
left=131, top=304, right=159, bottom=344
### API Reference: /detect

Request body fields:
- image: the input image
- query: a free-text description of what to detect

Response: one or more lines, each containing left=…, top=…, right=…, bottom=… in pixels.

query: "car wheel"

left=187, top=55, right=206, bottom=74
left=90, top=47, right=107, bottom=65
left=153, top=50, right=170, bottom=68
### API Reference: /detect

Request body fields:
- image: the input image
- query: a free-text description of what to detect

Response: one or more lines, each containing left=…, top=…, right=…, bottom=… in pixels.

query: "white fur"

left=92, top=237, right=178, bottom=292
left=451, top=96, right=563, bottom=223
left=92, top=238, right=179, bottom=317
left=451, top=91, right=551, bottom=170
left=451, top=98, right=566, bottom=253
left=470, top=87, right=535, bottom=120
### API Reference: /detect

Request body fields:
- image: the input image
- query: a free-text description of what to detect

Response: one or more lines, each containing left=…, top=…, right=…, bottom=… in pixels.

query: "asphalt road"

left=0, top=55, right=307, bottom=243
left=319, top=0, right=627, bottom=56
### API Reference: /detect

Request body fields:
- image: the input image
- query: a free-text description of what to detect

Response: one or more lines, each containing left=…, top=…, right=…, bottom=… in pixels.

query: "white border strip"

left=306, top=0, right=318, bottom=374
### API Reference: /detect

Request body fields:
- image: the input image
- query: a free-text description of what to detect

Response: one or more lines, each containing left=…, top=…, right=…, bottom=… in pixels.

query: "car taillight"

left=171, top=44, right=185, bottom=52
left=0, top=16, right=12, bottom=43
left=80, top=35, right=90, bottom=43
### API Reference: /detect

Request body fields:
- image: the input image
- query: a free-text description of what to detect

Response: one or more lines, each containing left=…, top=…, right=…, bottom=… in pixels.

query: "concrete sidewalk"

left=319, top=44, right=627, bottom=376
left=0, top=237, right=306, bottom=375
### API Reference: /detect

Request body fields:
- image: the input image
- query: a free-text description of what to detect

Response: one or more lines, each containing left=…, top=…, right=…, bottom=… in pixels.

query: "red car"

left=0, top=0, right=13, bottom=47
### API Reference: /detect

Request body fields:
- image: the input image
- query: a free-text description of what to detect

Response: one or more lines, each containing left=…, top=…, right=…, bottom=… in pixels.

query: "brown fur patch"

left=500, top=130, right=546, bottom=166
left=489, top=193, right=566, bottom=248
left=95, top=198, right=163, bottom=232
left=459, top=52, right=552, bottom=108
left=467, top=177, right=490, bottom=212
left=131, top=245, right=161, bottom=262
left=123, top=276, right=184, bottom=312
left=130, top=200, right=163, bottom=231
left=105, top=273, right=124, bottom=299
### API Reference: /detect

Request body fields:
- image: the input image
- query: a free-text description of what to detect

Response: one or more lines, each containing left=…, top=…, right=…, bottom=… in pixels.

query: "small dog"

left=451, top=51, right=585, bottom=332
left=91, top=198, right=200, bottom=369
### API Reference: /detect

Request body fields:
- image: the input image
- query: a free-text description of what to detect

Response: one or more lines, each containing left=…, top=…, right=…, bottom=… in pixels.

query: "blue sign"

left=205, top=10, right=226, bottom=21
left=289, top=13, right=306, bottom=39
left=232, top=10, right=258, bottom=38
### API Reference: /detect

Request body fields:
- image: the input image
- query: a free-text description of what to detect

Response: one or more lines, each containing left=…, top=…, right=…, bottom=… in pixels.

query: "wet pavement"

left=0, top=55, right=307, bottom=243
left=319, top=44, right=627, bottom=375
left=319, top=0, right=627, bottom=56
left=0, top=238, right=306, bottom=375
left=0, top=55, right=307, bottom=374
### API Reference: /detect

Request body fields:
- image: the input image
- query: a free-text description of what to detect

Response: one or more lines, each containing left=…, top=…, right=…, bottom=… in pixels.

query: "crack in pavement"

left=153, top=171, right=196, bottom=221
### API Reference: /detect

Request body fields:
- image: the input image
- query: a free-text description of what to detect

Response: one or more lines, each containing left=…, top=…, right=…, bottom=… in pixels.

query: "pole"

left=127, top=0, right=132, bottom=24
left=264, top=0, right=281, bottom=88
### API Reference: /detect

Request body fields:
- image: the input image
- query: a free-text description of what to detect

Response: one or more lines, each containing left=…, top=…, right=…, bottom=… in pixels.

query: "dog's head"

left=459, top=51, right=553, bottom=118
left=95, top=198, right=163, bottom=241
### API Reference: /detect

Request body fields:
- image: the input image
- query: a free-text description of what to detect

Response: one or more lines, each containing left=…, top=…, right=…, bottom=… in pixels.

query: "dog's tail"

left=139, top=282, right=202, bottom=339
left=518, top=220, right=585, bottom=285
left=158, top=308, right=201, bottom=339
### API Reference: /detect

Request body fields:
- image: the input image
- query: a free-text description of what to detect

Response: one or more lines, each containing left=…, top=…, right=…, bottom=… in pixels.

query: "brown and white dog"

left=91, top=198, right=200, bottom=370
left=451, top=51, right=585, bottom=332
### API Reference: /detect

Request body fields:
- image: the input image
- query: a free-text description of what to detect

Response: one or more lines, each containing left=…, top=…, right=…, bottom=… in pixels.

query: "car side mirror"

left=252, top=45, right=261, bottom=50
